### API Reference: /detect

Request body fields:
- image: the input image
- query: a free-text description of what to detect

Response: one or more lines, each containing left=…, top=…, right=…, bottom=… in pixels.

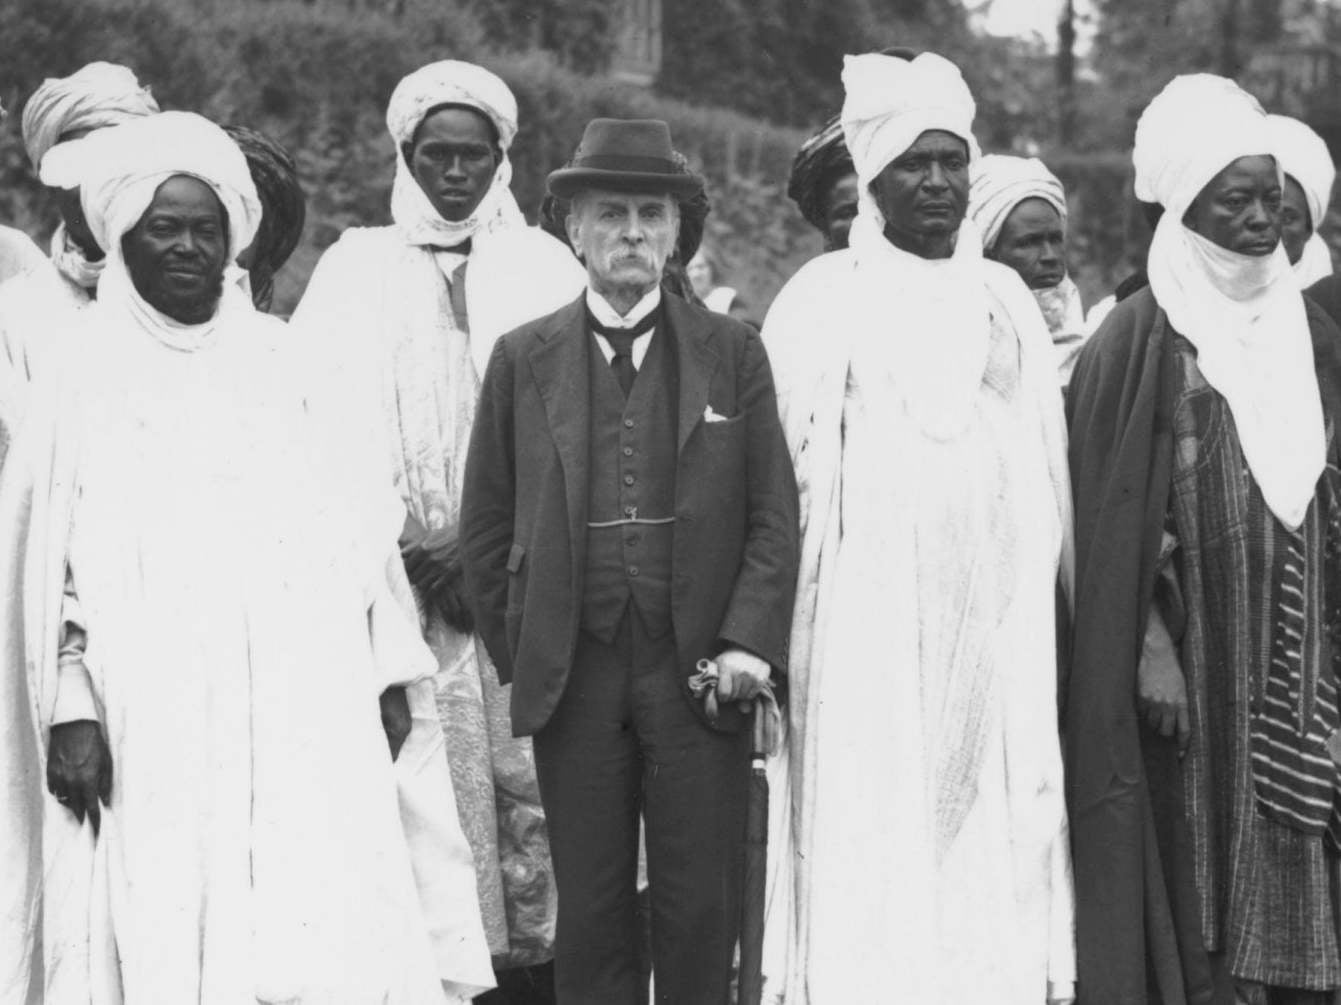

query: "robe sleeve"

left=52, top=564, right=99, bottom=725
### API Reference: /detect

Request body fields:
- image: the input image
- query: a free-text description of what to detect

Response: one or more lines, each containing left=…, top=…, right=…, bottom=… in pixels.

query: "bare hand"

left=400, top=520, right=474, bottom=633
left=380, top=685, right=412, bottom=761
left=715, top=647, right=772, bottom=712
left=1137, top=610, right=1190, bottom=756
left=47, top=719, right=112, bottom=836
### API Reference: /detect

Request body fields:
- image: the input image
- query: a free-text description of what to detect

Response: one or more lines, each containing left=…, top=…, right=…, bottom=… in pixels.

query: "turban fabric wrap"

left=968, top=154, right=1068, bottom=253
left=1134, top=74, right=1322, bottom=528
left=385, top=60, right=524, bottom=249
left=1268, top=113, right=1336, bottom=286
left=223, top=125, right=307, bottom=313
left=21, top=62, right=158, bottom=173
left=840, top=51, right=980, bottom=231
left=787, top=117, right=854, bottom=234
left=42, top=111, right=263, bottom=336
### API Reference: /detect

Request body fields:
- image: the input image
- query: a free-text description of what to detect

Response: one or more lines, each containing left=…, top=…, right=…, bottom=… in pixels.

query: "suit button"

left=624, top=474, right=635, bottom=485
left=628, top=565, right=640, bottom=576
left=622, top=446, right=633, bottom=457
left=624, top=418, right=635, bottom=428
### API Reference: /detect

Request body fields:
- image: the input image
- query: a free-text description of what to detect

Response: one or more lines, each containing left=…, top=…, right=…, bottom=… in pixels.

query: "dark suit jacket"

left=461, top=291, right=800, bottom=738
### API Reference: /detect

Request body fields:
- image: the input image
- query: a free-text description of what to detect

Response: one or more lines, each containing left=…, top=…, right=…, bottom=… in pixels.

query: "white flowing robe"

left=764, top=248, right=1076, bottom=1004
left=0, top=263, right=92, bottom=468
left=0, top=303, right=494, bottom=1003
left=292, top=223, right=584, bottom=962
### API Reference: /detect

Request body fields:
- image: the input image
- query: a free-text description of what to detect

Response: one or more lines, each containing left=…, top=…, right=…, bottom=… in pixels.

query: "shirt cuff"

left=52, top=660, right=100, bottom=725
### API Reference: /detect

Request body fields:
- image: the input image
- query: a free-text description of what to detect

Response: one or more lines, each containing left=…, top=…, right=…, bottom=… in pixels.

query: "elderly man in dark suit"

left=460, top=118, right=799, bottom=1005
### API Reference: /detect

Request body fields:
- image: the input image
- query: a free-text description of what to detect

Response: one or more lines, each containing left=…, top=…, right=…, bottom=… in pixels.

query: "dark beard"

left=160, top=274, right=226, bottom=325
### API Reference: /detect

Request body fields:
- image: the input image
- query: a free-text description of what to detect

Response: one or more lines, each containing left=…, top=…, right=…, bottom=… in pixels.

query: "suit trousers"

left=533, top=606, right=749, bottom=1005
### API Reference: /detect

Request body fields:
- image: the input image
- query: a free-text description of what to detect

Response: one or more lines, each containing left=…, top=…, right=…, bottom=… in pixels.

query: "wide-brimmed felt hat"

left=547, top=118, right=702, bottom=199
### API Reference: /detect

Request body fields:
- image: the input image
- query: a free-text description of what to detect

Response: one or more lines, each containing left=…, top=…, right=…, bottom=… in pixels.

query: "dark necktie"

left=588, top=306, right=658, bottom=398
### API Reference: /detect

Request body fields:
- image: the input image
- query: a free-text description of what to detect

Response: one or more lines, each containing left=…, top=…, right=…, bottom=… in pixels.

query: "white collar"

left=586, top=285, right=661, bottom=329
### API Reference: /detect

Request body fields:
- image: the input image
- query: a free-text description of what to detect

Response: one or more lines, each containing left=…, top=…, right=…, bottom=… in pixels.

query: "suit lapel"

left=666, top=294, right=720, bottom=455
left=528, top=296, right=591, bottom=578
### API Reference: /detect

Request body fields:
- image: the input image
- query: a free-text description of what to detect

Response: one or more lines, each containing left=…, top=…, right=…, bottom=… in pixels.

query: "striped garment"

left=1169, top=336, right=1341, bottom=991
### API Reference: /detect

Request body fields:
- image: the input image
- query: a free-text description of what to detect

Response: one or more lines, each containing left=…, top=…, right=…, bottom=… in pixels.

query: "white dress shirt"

left=588, top=286, right=660, bottom=371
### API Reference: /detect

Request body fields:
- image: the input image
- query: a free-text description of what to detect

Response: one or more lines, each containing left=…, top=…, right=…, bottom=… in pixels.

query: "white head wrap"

left=385, top=60, right=524, bottom=249
left=42, top=111, right=263, bottom=344
left=968, top=154, right=1067, bottom=252
left=21, top=62, right=158, bottom=173
left=1135, top=74, right=1323, bottom=528
left=840, top=52, right=980, bottom=229
left=967, top=153, right=1086, bottom=367
left=1268, top=113, right=1335, bottom=285
left=838, top=51, right=990, bottom=440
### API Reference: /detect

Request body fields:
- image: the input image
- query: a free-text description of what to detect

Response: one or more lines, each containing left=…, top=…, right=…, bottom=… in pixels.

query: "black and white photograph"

left=1, top=1, right=1340, bottom=1003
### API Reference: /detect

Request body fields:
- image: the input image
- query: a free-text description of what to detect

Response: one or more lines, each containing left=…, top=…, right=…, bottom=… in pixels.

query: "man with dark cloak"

left=1067, top=74, right=1341, bottom=1005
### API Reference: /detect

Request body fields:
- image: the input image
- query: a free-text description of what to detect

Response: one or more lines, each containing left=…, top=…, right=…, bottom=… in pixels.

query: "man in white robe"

left=969, top=153, right=1088, bottom=389
left=0, top=62, right=160, bottom=464
left=763, top=51, right=1076, bottom=1005
left=292, top=60, right=584, bottom=984
left=0, top=110, right=493, bottom=1003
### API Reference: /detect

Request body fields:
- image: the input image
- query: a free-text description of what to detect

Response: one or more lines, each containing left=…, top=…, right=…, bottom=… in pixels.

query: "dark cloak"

left=1064, top=285, right=1341, bottom=1005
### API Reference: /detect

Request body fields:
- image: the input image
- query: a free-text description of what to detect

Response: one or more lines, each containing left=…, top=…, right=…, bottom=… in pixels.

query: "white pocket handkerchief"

left=704, top=405, right=731, bottom=423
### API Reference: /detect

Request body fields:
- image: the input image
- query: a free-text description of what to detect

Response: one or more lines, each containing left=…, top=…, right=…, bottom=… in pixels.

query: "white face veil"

left=1135, top=74, right=1323, bottom=529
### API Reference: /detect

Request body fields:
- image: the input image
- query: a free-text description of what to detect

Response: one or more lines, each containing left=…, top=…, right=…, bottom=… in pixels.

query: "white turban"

left=21, top=62, right=159, bottom=173
left=968, top=154, right=1067, bottom=251
left=43, top=111, right=261, bottom=263
left=1133, top=73, right=1276, bottom=220
left=386, top=59, right=518, bottom=153
left=1268, top=113, right=1335, bottom=286
left=1268, top=114, right=1334, bottom=231
left=840, top=51, right=979, bottom=226
left=40, top=111, right=263, bottom=337
left=384, top=60, right=525, bottom=249
left=1135, top=74, right=1322, bottom=530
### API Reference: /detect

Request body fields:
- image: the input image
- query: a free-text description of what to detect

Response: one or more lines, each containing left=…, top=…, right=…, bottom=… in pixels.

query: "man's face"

left=405, top=107, right=499, bottom=224
left=566, top=189, right=679, bottom=296
left=822, top=172, right=858, bottom=251
left=1183, top=154, right=1281, bottom=257
left=871, top=130, right=970, bottom=255
left=1278, top=174, right=1312, bottom=265
left=52, top=126, right=100, bottom=258
left=121, top=175, right=229, bottom=324
left=990, top=197, right=1067, bottom=289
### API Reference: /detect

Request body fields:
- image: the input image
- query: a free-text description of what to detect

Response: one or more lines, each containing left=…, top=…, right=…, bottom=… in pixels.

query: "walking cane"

left=689, top=658, right=773, bottom=1005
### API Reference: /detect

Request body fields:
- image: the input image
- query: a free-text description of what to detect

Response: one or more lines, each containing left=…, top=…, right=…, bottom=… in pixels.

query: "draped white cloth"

left=764, top=241, right=1076, bottom=1005
left=1268, top=114, right=1336, bottom=287
left=1136, top=74, right=1323, bottom=530
left=0, top=263, right=91, bottom=469
left=0, top=226, right=46, bottom=288
left=0, top=111, right=494, bottom=1002
left=292, top=62, right=584, bottom=960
